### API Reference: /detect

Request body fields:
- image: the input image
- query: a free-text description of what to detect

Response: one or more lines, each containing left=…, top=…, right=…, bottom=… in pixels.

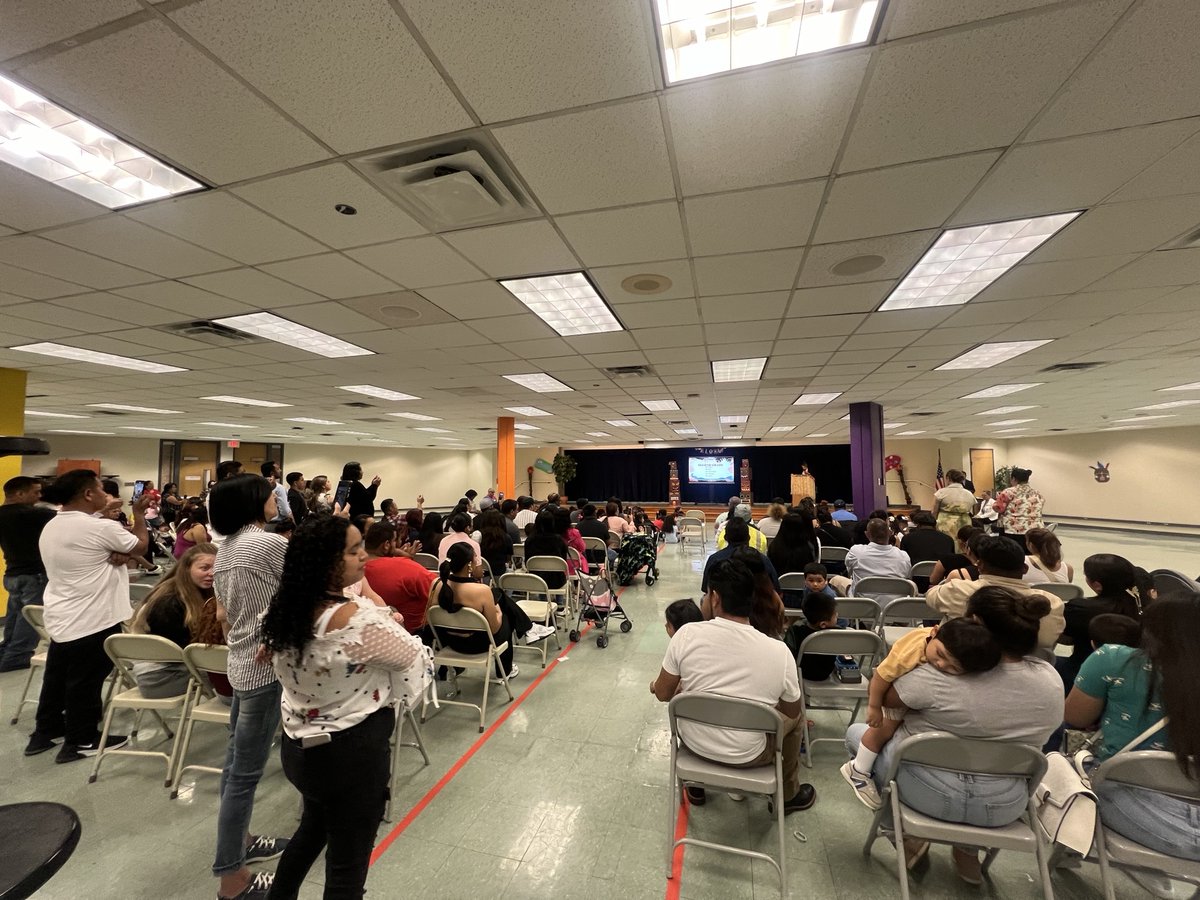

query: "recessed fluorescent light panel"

left=895, top=430, right=926, bottom=436
left=586, top=432, right=611, bottom=437
left=880, top=213, right=1080, bottom=311
left=197, top=422, right=256, bottom=429
left=13, top=342, right=186, bottom=374
left=513, top=423, right=540, bottom=431
left=674, top=428, right=698, bottom=435
left=793, top=392, right=842, bottom=406
left=769, top=426, right=793, bottom=433
left=575, top=440, right=593, bottom=444
left=339, top=385, right=419, bottom=401
left=986, top=418, right=1036, bottom=426
left=1132, top=399, right=1200, bottom=411
left=498, top=273, right=622, bottom=336
left=975, top=406, right=1038, bottom=416
left=606, top=420, right=638, bottom=428
left=388, top=412, right=441, bottom=421
left=335, top=431, right=374, bottom=436
left=960, top=383, right=1043, bottom=399
left=214, top=313, right=372, bottom=358
left=994, top=428, right=1029, bottom=433
left=0, top=74, right=203, bottom=208
left=88, top=403, right=182, bottom=414
left=203, top=395, right=292, bottom=408
left=935, top=340, right=1052, bottom=371
left=712, top=357, right=767, bottom=383
left=883, top=423, right=907, bottom=430
left=504, top=406, right=551, bottom=417
left=48, top=429, right=114, bottom=435
left=641, top=399, right=680, bottom=411
left=807, top=433, right=830, bottom=438
left=120, top=426, right=180, bottom=433
left=654, top=0, right=882, bottom=85
left=1160, top=382, right=1200, bottom=392
left=414, top=427, right=453, bottom=433
left=25, top=410, right=89, bottom=419
left=720, top=415, right=748, bottom=424
left=285, top=417, right=343, bottom=425
left=1114, top=415, right=1175, bottom=422
left=504, top=373, right=574, bottom=393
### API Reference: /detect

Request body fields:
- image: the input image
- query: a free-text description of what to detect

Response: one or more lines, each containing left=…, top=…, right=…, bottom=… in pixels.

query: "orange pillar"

left=496, top=417, right=515, bottom=499
left=0, top=368, right=27, bottom=617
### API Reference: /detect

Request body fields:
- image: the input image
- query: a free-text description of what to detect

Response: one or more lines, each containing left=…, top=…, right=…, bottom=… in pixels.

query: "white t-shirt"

left=39, top=510, right=140, bottom=642
left=513, top=509, right=537, bottom=531
left=661, top=617, right=800, bottom=763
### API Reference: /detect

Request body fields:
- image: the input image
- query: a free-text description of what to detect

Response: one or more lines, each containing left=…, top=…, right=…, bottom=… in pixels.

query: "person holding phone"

left=340, top=461, right=380, bottom=519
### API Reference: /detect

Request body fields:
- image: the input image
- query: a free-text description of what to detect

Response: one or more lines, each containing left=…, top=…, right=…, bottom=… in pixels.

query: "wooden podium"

left=790, top=469, right=816, bottom=507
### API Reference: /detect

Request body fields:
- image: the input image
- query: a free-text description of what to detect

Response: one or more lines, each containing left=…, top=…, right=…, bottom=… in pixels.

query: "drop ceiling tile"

left=1135, top=287, right=1200, bottom=315
left=975, top=254, right=1139, bottom=301
left=1109, top=132, right=1200, bottom=203
left=466, top=315, right=559, bottom=343
left=1028, top=195, right=1200, bottom=263
left=493, top=99, right=675, bottom=214
left=853, top=309, right=956, bottom=334
left=418, top=281, right=527, bottom=320
left=570, top=332, right=640, bottom=354
left=840, top=330, right=930, bottom=351
left=633, top=324, right=705, bottom=349
left=390, top=322, right=482, bottom=349
left=510, top=336, right=572, bottom=358
left=233, top=164, right=426, bottom=249
left=0, top=166, right=107, bottom=232
left=182, top=267, right=330, bottom=307
left=840, top=0, right=1127, bottom=170
left=693, top=249, right=803, bottom=296
left=666, top=53, right=868, bottom=195
left=0, top=235, right=157, bottom=289
left=816, top=152, right=999, bottom=243
left=44, top=217, right=236, bottom=278
left=776, top=313, right=868, bottom=339
left=706, top=320, right=779, bottom=344
left=0, top=261, right=90, bottom=299
left=939, top=297, right=1050, bottom=327
left=1084, top=249, right=1200, bottom=292
left=6, top=301, right=128, bottom=333
left=18, top=19, right=328, bottom=183
left=258, top=253, right=399, bottom=300
left=443, top=220, right=578, bottom=278
left=0, top=0, right=141, bottom=60
left=590, top=259, right=695, bottom=303
left=277, top=301, right=390, bottom=336
left=798, top=231, right=939, bottom=288
left=50, top=292, right=184, bottom=327
left=113, top=280, right=256, bottom=318
left=683, top=180, right=824, bottom=257
left=699, top=292, right=789, bottom=324
left=170, top=0, right=470, bottom=153
left=1, top=316, right=78, bottom=341
left=127, top=192, right=326, bottom=264
left=786, top=281, right=894, bottom=317
left=883, top=0, right=1065, bottom=40
left=556, top=203, right=687, bottom=267
left=346, top=237, right=484, bottom=289
left=611, top=299, right=696, bottom=329
left=103, top=327, right=222, bottom=353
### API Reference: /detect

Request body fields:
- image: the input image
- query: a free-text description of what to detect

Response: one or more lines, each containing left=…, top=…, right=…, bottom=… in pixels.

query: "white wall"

left=22, top=434, right=160, bottom=500
left=882, top=437, right=1009, bottom=510
left=513, top=445, right=559, bottom=499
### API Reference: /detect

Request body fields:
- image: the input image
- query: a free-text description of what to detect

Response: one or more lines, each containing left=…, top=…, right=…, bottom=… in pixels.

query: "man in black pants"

left=0, top=476, right=56, bottom=671
left=26, top=470, right=151, bottom=762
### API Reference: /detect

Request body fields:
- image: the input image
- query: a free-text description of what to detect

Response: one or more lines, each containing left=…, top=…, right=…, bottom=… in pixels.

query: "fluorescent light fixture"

left=986, top=418, right=1036, bottom=426
left=119, top=426, right=180, bottom=433
left=0, top=73, right=202, bottom=208
left=586, top=431, right=611, bottom=437
left=1113, top=415, right=1176, bottom=423
left=504, top=373, right=574, bottom=393
left=504, top=406, right=551, bottom=416
left=883, top=423, right=907, bottom=430
left=641, top=399, right=680, bottom=411
left=339, top=385, right=419, bottom=401
left=12, top=342, right=186, bottom=374
left=769, top=426, right=793, bottom=433
left=935, top=340, right=1052, bottom=371
left=499, top=272, right=622, bottom=336
left=880, top=213, right=1081, bottom=311
left=606, top=420, right=638, bottom=427
left=654, top=0, right=883, bottom=85
left=284, top=417, right=344, bottom=425
left=513, top=423, right=541, bottom=431
left=47, top=429, right=115, bottom=435
left=895, top=430, right=926, bottom=436
left=197, top=422, right=256, bottom=429
left=674, top=428, right=698, bottom=435
left=335, top=430, right=374, bottom=436
left=414, top=427, right=453, bottom=433
left=807, top=432, right=830, bottom=438
left=840, top=415, right=851, bottom=422
left=575, top=439, right=593, bottom=444
left=388, top=412, right=441, bottom=421
left=793, top=392, right=842, bottom=405
left=1159, top=382, right=1200, bottom=392
left=720, top=415, right=748, bottom=424
left=88, top=403, right=182, bottom=414
left=214, top=313, right=372, bottom=359
left=1131, top=399, right=1200, bottom=411
left=25, top=410, right=89, bottom=419
left=960, top=383, right=1043, bottom=399
left=712, top=357, right=767, bottom=383
left=994, top=428, right=1029, bottom=433
left=203, top=395, right=292, bottom=408
left=976, top=405, right=1038, bottom=416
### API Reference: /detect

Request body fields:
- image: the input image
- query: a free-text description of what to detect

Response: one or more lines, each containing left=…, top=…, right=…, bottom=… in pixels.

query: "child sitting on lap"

left=664, top=598, right=703, bottom=637
left=840, top=618, right=1001, bottom=809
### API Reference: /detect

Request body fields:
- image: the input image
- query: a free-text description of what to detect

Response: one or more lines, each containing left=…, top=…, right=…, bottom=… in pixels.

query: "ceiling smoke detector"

left=620, top=273, right=673, bottom=295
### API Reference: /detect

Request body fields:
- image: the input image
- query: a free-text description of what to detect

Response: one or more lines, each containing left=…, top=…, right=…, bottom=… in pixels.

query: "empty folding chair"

left=384, top=666, right=435, bottom=821
left=424, top=606, right=514, bottom=733
left=853, top=576, right=919, bottom=611
left=877, top=597, right=934, bottom=650
left=10, top=604, right=49, bottom=725
left=499, top=571, right=562, bottom=669
left=777, top=572, right=808, bottom=622
left=1033, top=582, right=1084, bottom=604
left=797, top=629, right=885, bottom=767
left=524, top=555, right=574, bottom=619
left=678, top=517, right=705, bottom=554
left=170, top=644, right=231, bottom=798
left=819, top=546, right=849, bottom=565
left=413, top=553, right=440, bottom=573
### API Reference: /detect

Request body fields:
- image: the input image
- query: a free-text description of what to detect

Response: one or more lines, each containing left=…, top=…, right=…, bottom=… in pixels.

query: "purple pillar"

left=849, top=401, right=887, bottom=514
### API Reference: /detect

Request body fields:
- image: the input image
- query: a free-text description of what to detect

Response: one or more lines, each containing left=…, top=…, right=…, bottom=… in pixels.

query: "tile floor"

left=2, top=524, right=1196, bottom=899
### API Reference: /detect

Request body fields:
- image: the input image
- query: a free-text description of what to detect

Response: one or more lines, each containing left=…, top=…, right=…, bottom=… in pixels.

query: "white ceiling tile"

left=1083, top=249, right=1200, bottom=292
left=0, top=166, right=107, bottom=232
left=0, top=236, right=154, bottom=289
left=854, top=309, right=956, bottom=334
left=693, top=248, right=803, bottom=296
left=840, top=330, right=929, bottom=351
left=50, top=292, right=186, bottom=327
left=466, top=315, right=559, bottom=343
left=975, top=254, right=1140, bottom=301
left=699, top=292, right=788, bottom=324
left=798, top=231, right=938, bottom=288
left=776, top=314, right=867, bottom=340
left=345, top=237, right=485, bottom=289
left=632, top=325, right=705, bottom=349
left=706, top=322, right=779, bottom=344
left=113, top=281, right=257, bottom=318
left=419, top=281, right=528, bottom=320
left=614, top=299, right=698, bottom=329
left=556, top=203, right=687, bottom=267
left=170, top=0, right=470, bottom=153
left=339, top=290, right=456, bottom=328
left=841, top=0, right=1127, bottom=170
left=1028, top=195, right=1200, bottom=262
left=684, top=181, right=825, bottom=256
left=493, top=99, right=675, bottom=214
left=883, top=0, right=1065, bottom=40
left=591, top=259, right=695, bottom=303
left=258, top=253, right=399, bottom=300
left=277, top=301, right=388, bottom=336
left=816, top=152, right=999, bottom=243
left=939, top=297, right=1050, bottom=327
left=126, top=192, right=326, bottom=264
left=44, top=217, right=236, bottom=278
left=6, top=300, right=127, bottom=332
left=17, top=19, right=329, bottom=183
left=0, top=0, right=141, bottom=60
left=1109, top=132, right=1200, bottom=203
left=2, top=315, right=80, bottom=340
left=182, top=267, right=330, bottom=307
left=787, top=281, right=894, bottom=317
left=666, top=54, right=868, bottom=195
left=443, top=220, right=578, bottom=278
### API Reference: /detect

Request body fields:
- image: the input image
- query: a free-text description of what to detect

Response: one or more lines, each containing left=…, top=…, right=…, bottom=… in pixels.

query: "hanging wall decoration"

left=1090, top=461, right=1111, bottom=483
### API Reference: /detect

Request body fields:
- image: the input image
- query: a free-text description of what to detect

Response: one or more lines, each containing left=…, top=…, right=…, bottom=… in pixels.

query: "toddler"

left=664, top=598, right=703, bottom=637
left=1088, top=612, right=1140, bottom=649
left=840, top=618, right=1000, bottom=809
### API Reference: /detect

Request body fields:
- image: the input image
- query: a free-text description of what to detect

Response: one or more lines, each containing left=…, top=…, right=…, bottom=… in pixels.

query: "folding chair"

left=819, top=546, right=849, bottom=565
left=424, top=606, right=514, bottom=732
left=1033, top=582, right=1084, bottom=604
left=861, top=732, right=1053, bottom=900
left=667, top=693, right=788, bottom=896
left=169, top=644, right=230, bottom=798
left=524, top=555, right=573, bottom=619
left=910, top=560, right=936, bottom=584
left=797, top=629, right=885, bottom=767
left=479, top=557, right=496, bottom=586
left=877, top=597, right=934, bottom=649
left=511, top=543, right=525, bottom=570
left=385, top=669, right=435, bottom=821
left=413, top=553, right=440, bottom=573
left=836, top=597, right=882, bottom=630
left=778, top=572, right=808, bottom=622
left=498, top=571, right=562, bottom=669
left=852, top=576, right=919, bottom=610
left=90, top=634, right=191, bottom=786
left=128, top=582, right=155, bottom=610
left=1149, top=569, right=1200, bottom=599
left=581, top=536, right=609, bottom=578
left=678, top=517, right=705, bottom=554
left=682, top=509, right=706, bottom=523
left=1091, top=750, right=1200, bottom=900
left=10, top=604, right=49, bottom=725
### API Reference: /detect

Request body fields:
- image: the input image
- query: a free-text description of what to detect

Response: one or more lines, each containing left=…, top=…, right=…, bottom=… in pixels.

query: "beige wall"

left=513, top=445, right=559, bottom=500
left=22, top=434, right=161, bottom=501
left=883, top=437, right=1009, bottom=510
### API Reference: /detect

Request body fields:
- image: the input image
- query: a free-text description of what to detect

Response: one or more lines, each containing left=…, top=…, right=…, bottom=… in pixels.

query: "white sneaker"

left=727, top=792, right=746, bottom=802
left=524, top=623, right=555, bottom=644
left=840, top=761, right=883, bottom=810
left=491, top=664, right=518, bottom=683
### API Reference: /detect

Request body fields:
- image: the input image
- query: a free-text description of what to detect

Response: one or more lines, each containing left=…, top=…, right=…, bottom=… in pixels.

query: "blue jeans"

left=846, top=724, right=1028, bottom=828
left=2, top=573, right=47, bottom=670
left=213, top=680, right=282, bottom=877
left=1096, top=779, right=1200, bottom=861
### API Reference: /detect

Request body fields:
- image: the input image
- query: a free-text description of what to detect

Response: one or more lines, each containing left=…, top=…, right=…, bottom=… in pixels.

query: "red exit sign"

left=227, top=440, right=240, bottom=448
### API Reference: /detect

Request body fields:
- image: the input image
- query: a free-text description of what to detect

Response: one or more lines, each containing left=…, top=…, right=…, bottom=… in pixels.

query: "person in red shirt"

left=361, top=523, right=435, bottom=637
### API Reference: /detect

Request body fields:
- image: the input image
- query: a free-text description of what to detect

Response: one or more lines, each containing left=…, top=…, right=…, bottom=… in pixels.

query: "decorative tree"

left=884, top=454, right=912, bottom=505
left=994, top=465, right=1014, bottom=492
left=551, top=452, right=578, bottom=495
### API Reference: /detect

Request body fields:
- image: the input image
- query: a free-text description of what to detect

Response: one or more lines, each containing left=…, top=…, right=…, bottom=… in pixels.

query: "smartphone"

left=334, top=479, right=352, bottom=510
left=132, top=480, right=147, bottom=501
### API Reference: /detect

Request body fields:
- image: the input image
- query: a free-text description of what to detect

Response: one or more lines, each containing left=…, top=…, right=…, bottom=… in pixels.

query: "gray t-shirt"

left=894, top=657, right=1062, bottom=748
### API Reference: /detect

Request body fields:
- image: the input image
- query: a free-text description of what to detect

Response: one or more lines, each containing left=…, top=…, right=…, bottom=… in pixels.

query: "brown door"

left=969, top=448, right=995, bottom=496
left=179, top=441, right=220, bottom=497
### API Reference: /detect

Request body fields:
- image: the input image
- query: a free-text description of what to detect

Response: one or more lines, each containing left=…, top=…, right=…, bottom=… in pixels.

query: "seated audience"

left=663, top=598, right=703, bottom=637
left=853, top=509, right=893, bottom=546
left=475, top=508, right=514, bottom=578
left=831, top=499, right=857, bottom=523
left=431, top=543, right=522, bottom=678
left=756, top=501, right=787, bottom=539
left=716, top=503, right=767, bottom=552
left=1022, top=527, right=1073, bottom=584
left=701, top=519, right=779, bottom=617
left=731, top=546, right=787, bottom=638
left=899, top=511, right=953, bottom=592
left=603, top=501, right=635, bottom=537
left=768, top=513, right=820, bottom=604
left=285, top=473, right=308, bottom=525
left=362, top=524, right=436, bottom=636
left=417, top=512, right=444, bottom=556
left=928, top=526, right=982, bottom=586
left=713, top=495, right=741, bottom=530
left=551, top=506, right=587, bottom=574
left=173, top=503, right=211, bottom=559
left=1058, top=553, right=1148, bottom=685
left=513, top=496, right=537, bottom=532
left=399, top=507, right=423, bottom=544
left=499, top=499, right=521, bottom=543
left=844, top=518, right=912, bottom=590
left=576, top=503, right=617, bottom=571
left=438, top=513, right=483, bottom=575
left=522, top=511, right=572, bottom=588
left=1087, top=612, right=1141, bottom=649
left=816, top=509, right=853, bottom=550
left=571, top=497, right=588, bottom=525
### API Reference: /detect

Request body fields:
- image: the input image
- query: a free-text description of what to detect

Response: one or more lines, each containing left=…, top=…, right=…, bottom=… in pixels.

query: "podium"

left=790, top=472, right=816, bottom=507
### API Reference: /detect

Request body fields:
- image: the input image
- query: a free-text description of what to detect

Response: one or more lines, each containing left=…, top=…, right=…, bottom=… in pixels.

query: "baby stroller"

left=614, top=532, right=658, bottom=587
left=570, top=573, right=632, bottom=649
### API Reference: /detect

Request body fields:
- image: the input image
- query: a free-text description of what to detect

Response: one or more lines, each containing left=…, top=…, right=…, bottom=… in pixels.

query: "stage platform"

left=592, top=502, right=923, bottom=520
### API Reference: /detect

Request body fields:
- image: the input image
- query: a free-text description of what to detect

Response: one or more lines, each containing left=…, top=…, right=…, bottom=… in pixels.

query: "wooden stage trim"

left=585, top=502, right=925, bottom=519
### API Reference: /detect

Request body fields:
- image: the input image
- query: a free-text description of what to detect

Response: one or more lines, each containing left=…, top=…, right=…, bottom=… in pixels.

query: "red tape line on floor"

left=665, top=793, right=691, bottom=900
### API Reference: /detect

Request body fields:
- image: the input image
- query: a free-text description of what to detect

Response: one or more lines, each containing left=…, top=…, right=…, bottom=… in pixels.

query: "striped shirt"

left=214, top=525, right=288, bottom=692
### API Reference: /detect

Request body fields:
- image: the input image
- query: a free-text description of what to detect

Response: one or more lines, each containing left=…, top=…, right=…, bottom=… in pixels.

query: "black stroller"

left=614, top=532, right=659, bottom=587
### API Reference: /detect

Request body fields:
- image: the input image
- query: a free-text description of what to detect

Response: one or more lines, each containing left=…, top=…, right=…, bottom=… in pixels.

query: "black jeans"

left=269, top=706, right=394, bottom=900
left=34, top=624, right=120, bottom=746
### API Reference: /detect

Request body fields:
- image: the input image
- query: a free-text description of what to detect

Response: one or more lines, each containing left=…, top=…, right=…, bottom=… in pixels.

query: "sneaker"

left=145, top=565, right=163, bottom=576
left=952, top=846, right=983, bottom=885
left=25, top=732, right=59, bottom=756
left=55, top=734, right=128, bottom=764
left=524, top=623, right=555, bottom=644
left=219, top=871, right=274, bottom=900
left=244, top=835, right=288, bottom=865
left=490, top=664, right=518, bottom=683
left=840, top=761, right=883, bottom=810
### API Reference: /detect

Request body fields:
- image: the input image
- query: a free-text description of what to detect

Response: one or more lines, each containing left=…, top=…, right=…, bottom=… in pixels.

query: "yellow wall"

left=0, top=368, right=28, bottom=615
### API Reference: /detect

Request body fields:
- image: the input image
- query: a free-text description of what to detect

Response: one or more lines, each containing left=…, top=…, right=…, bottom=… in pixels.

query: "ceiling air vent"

left=352, top=133, right=536, bottom=232
left=160, top=320, right=256, bottom=345
left=1040, top=362, right=1105, bottom=373
left=342, top=402, right=374, bottom=409
left=604, top=365, right=655, bottom=379
left=910, top=412, right=937, bottom=417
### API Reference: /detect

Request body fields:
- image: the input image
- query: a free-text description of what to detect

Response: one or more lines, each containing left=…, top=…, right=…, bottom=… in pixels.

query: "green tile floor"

left=1, top=524, right=1191, bottom=898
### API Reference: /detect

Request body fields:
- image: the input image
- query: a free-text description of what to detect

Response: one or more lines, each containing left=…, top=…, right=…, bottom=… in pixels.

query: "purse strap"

left=1115, top=717, right=1168, bottom=756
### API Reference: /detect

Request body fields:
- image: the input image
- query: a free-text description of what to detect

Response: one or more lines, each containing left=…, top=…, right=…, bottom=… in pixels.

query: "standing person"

left=161, top=482, right=185, bottom=527
left=0, top=476, right=55, bottom=671
left=261, top=517, right=426, bottom=900
left=209, top=474, right=292, bottom=900
left=995, top=467, right=1043, bottom=553
left=932, top=470, right=977, bottom=541
left=305, top=476, right=332, bottom=516
left=341, top=462, right=380, bottom=519
left=285, top=473, right=308, bottom=525
left=260, top=461, right=291, bottom=524
left=25, top=470, right=149, bottom=761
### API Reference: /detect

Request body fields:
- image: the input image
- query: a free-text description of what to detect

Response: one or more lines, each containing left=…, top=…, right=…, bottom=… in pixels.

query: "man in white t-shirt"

left=651, top=556, right=816, bottom=812
left=27, top=469, right=151, bottom=763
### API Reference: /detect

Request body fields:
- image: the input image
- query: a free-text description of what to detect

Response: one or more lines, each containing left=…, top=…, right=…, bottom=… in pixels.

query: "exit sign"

left=228, top=440, right=240, bottom=448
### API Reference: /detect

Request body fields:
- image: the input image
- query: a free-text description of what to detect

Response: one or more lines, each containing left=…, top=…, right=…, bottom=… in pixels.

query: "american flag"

left=934, top=451, right=946, bottom=490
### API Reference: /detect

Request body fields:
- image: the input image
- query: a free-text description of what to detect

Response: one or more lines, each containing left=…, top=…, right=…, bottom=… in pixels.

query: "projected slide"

left=688, top=456, right=735, bottom=484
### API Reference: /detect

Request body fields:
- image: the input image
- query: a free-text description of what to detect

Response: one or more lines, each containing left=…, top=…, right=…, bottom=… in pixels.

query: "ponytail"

left=437, top=542, right=475, bottom=612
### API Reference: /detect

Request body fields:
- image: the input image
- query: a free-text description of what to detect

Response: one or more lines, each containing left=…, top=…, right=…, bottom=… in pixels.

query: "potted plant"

left=994, top=465, right=1013, bottom=492
left=551, top=452, right=577, bottom=496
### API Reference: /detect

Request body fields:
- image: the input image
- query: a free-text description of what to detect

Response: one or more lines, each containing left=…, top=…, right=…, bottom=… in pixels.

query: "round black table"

left=0, top=802, right=81, bottom=899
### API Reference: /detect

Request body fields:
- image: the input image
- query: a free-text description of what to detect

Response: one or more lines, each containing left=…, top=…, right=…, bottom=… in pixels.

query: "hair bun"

left=1016, top=594, right=1051, bottom=621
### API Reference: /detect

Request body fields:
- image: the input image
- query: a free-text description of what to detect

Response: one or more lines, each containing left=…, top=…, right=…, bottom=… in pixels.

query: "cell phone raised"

left=334, top=479, right=352, bottom=510
left=132, top=480, right=147, bottom=501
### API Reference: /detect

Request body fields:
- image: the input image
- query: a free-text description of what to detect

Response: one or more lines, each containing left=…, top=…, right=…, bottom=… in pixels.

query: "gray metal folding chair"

left=128, top=582, right=155, bottom=610
left=413, top=553, right=440, bottom=573
left=424, top=606, right=514, bottom=732
left=667, top=693, right=788, bottom=896
left=852, top=576, right=919, bottom=609
left=861, top=732, right=1053, bottom=900
left=910, top=560, right=936, bottom=584
left=797, top=629, right=885, bottom=767
left=1033, top=582, right=1083, bottom=604
left=877, top=597, right=934, bottom=649
left=498, top=571, right=562, bottom=669
left=10, top=604, right=49, bottom=725
left=1149, top=569, right=1200, bottom=599
left=511, top=543, right=525, bottom=570
left=170, top=643, right=230, bottom=798
left=836, top=597, right=882, bottom=630
left=778, top=572, right=808, bottom=621
left=819, top=546, right=849, bottom=565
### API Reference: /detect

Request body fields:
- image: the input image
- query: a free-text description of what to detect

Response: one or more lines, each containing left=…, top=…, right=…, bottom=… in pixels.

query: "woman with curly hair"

left=260, top=515, right=425, bottom=900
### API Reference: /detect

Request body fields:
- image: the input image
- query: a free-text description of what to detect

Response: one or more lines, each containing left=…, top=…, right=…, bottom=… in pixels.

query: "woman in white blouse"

left=260, top=516, right=425, bottom=899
